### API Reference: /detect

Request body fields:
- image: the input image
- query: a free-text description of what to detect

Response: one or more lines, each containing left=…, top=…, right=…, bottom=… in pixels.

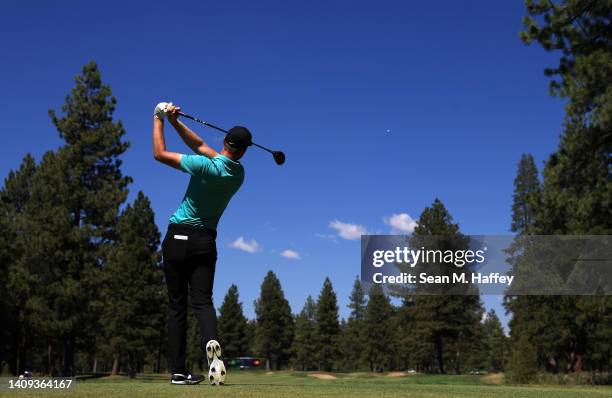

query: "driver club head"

left=272, top=151, right=286, bottom=165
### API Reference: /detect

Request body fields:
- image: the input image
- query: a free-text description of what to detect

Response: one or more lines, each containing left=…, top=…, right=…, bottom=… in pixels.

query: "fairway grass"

left=2, top=371, right=610, bottom=398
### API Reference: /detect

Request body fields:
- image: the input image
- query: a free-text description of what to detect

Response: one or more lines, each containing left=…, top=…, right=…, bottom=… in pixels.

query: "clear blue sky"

left=1, top=1, right=565, bottom=328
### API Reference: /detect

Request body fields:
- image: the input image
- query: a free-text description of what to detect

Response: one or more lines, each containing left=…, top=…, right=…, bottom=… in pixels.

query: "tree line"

left=211, top=263, right=508, bottom=374
left=0, top=61, right=505, bottom=376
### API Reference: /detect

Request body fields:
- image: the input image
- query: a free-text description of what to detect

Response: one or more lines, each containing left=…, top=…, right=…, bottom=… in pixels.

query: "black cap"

left=226, top=126, right=253, bottom=148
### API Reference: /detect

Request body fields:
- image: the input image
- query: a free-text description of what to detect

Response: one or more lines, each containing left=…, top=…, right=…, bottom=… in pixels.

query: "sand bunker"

left=482, top=373, right=504, bottom=384
left=387, top=372, right=407, bottom=377
left=308, top=373, right=337, bottom=380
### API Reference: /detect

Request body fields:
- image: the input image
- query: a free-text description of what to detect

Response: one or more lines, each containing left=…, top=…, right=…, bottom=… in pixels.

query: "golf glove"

left=154, top=102, right=173, bottom=120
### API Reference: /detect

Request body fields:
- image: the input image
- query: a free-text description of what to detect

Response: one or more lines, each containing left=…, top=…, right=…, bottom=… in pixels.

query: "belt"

left=167, top=223, right=217, bottom=240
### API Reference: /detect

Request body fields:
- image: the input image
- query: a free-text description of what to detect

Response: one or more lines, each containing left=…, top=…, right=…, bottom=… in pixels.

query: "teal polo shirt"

left=169, top=154, right=244, bottom=230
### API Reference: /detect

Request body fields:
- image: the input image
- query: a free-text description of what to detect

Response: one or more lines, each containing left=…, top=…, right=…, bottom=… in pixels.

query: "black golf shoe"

left=170, top=371, right=204, bottom=385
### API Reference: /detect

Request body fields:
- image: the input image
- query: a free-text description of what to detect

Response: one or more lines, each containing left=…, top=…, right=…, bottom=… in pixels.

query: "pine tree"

left=505, top=151, right=549, bottom=374
left=511, top=154, right=541, bottom=234
left=393, top=297, right=419, bottom=371
left=482, top=309, right=507, bottom=372
left=576, top=292, right=612, bottom=371
left=314, top=277, right=340, bottom=371
left=336, top=319, right=349, bottom=371
left=0, top=154, right=37, bottom=375
left=462, top=321, right=488, bottom=373
left=245, top=319, right=257, bottom=356
left=218, top=285, right=249, bottom=359
left=254, top=271, right=294, bottom=370
left=409, top=199, right=483, bottom=374
left=506, top=1, right=612, bottom=374
left=18, top=61, right=131, bottom=375
left=348, top=277, right=367, bottom=319
left=338, top=278, right=368, bottom=371
left=16, top=151, right=70, bottom=375
left=291, top=296, right=316, bottom=371
left=521, top=0, right=611, bottom=132
left=521, top=0, right=611, bottom=235
left=100, top=192, right=162, bottom=376
left=506, top=335, right=538, bottom=384
left=363, top=284, right=394, bottom=372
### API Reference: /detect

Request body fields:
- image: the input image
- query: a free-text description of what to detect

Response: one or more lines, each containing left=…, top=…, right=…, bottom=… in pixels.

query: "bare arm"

left=152, top=117, right=182, bottom=169
left=167, top=106, right=218, bottom=158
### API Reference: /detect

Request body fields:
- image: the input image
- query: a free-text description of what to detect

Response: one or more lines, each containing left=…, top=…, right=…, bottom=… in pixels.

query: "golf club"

left=177, top=111, right=286, bottom=165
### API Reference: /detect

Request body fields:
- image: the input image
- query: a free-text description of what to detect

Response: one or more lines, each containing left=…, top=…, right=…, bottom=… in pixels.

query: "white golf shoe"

left=206, top=340, right=226, bottom=385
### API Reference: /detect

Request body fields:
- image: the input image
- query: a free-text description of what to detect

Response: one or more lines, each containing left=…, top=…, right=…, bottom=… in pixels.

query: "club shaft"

left=178, top=111, right=275, bottom=154
left=250, top=141, right=273, bottom=153
left=177, top=112, right=229, bottom=134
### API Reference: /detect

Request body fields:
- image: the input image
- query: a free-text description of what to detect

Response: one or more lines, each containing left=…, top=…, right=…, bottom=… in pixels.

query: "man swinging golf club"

left=152, top=102, right=251, bottom=385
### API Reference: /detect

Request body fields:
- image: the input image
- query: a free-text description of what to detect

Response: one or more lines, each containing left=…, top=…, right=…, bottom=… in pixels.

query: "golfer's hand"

left=167, top=104, right=181, bottom=123
left=154, top=102, right=172, bottom=120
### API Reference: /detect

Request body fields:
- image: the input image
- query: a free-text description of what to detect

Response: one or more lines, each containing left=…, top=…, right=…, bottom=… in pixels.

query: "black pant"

left=163, top=223, right=218, bottom=374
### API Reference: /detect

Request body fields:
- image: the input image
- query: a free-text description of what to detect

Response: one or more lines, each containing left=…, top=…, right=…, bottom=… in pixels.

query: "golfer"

left=152, top=102, right=251, bottom=385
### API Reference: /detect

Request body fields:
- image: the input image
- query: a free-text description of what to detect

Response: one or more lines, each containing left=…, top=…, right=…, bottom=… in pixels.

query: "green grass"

left=2, top=371, right=611, bottom=398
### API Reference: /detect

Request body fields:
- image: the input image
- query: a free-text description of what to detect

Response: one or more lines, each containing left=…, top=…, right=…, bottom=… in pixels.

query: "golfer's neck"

left=220, top=149, right=239, bottom=161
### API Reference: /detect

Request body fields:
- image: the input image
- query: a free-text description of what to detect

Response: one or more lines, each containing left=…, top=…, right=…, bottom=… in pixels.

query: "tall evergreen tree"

left=461, top=321, right=488, bottom=372
left=506, top=335, right=538, bottom=384
left=409, top=199, right=483, bottom=374
left=17, top=151, right=75, bottom=375
left=338, top=278, right=368, bottom=371
left=521, top=0, right=611, bottom=131
left=254, top=271, right=294, bottom=370
left=505, top=0, right=612, bottom=374
left=218, top=284, right=249, bottom=359
left=291, top=296, right=317, bottom=371
left=511, top=154, right=541, bottom=234
left=348, top=277, right=367, bottom=319
left=100, top=192, right=162, bottom=376
left=482, top=309, right=507, bottom=372
left=522, top=0, right=611, bottom=235
left=0, top=154, right=37, bottom=375
left=505, top=151, right=548, bottom=372
left=20, top=61, right=131, bottom=375
left=245, top=319, right=257, bottom=356
left=363, top=284, right=394, bottom=372
left=314, top=277, right=340, bottom=371
left=576, top=292, right=612, bottom=371
left=336, top=319, right=349, bottom=371
left=393, top=297, right=419, bottom=371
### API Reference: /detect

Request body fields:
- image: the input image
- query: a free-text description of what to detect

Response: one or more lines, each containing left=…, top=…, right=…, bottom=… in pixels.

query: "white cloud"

left=329, top=220, right=368, bottom=240
left=230, top=237, right=261, bottom=253
left=280, top=249, right=301, bottom=260
left=384, top=213, right=418, bottom=233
